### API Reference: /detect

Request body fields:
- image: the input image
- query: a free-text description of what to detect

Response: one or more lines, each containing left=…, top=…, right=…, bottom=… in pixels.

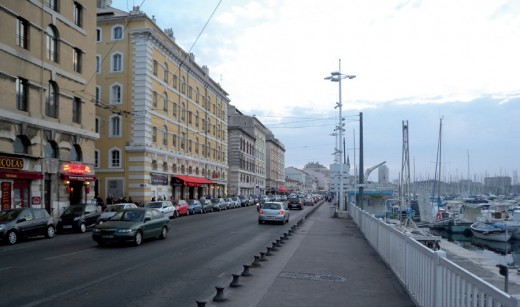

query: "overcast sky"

left=111, top=0, right=520, bottom=183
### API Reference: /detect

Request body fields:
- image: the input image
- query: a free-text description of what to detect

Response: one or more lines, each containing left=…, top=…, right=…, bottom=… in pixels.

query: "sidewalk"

left=208, top=202, right=416, bottom=307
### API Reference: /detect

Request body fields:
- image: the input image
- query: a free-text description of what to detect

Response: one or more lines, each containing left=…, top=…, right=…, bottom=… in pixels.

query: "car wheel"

left=159, top=226, right=168, bottom=239
left=134, top=230, right=143, bottom=246
left=7, top=231, right=17, bottom=245
left=97, top=241, right=106, bottom=247
left=258, top=220, right=262, bottom=224
left=174, top=211, right=179, bottom=218
left=186, top=210, right=190, bottom=216
left=46, top=226, right=56, bottom=238
left=79, top=223, right=87, bottom=233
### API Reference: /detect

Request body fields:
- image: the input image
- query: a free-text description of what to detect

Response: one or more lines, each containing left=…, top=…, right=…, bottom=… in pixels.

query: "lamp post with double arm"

left=325, top=59, right=355, bottom=212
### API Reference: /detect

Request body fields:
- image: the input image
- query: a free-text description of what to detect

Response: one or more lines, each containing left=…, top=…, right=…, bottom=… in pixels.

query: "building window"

left=180, top=132, right=185, bottom=150
left=181, top=103, right=185, bottom=121
left=46, top=81, right=58, bottom=118
left=94, top=150, right=100, bottom=167
left=44, top=141, right=58, bottom=158
left=16, top=18, right=29, bottom=49
left=16, top=77, right=28, bottom=111
left=152, top=127, right=157, bottom=143
left=152, top=91, right=157, bottom=107
left=109, top=115, right=121, bottom=137
left=14, top=135, right=29, bottom=154
left=110, top=84, right=121, bottom=104
left=163, top=63, right=168, bottom=82
left=45, top=26, right=59, bottom=63
left=72, top=97, right=81, bottom=124
left=162, top=92, right=168, bottom=112
left=47, top=0, right=58, bottom=12
left=172, top=134, right=177, bottom=148
left=109, top=149, right=121, bottom=167
left=152, top=60, right=158, bottom=76
left=188, top=86, right=192, bottom=99
left=95, top=86, right=101, bottom=104
left=112, top=25, right=123, bottom=40
left=111, top=52, right=122, bottom=72
left=73, top=2, right=82, bottom=27
left=163, top=126, right=168, bottom=146
left=195, top=111, right=199, bottom=127
left=181, top=77, right=185, bottom=94
left=96, top=28, right=102, bottom=42
left=73, top=48, right=82, bottom=73
left=95, top=117, right=100, bottom=133
left=196, top=88, right=200, bottom=103
left=96, top=55, right=101, bottom=74
left=172, top=75, right=177, bottom=89
left=69, top=144, right=82, bottom=161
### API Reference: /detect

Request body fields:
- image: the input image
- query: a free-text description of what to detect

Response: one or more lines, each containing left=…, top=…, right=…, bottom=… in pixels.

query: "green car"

left=92, top=208, right=170, bottom=246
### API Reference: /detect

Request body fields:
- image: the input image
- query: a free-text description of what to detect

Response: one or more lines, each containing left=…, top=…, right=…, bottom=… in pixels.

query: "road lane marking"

left=45, top=248, right=95, bottom=260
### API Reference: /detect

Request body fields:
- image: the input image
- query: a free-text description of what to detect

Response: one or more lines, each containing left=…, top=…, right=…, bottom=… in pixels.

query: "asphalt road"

left=0, top=203, right=309, bottom=307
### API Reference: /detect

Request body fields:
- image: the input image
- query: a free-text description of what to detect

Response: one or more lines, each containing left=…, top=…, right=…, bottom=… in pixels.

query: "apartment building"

left=0, top=0, right=98, bottom=216
left=96, top=3, right=229, bottom=203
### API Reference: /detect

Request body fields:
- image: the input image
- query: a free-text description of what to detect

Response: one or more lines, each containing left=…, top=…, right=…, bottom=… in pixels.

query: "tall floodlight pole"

left=325, top=59, right=355, bottom=211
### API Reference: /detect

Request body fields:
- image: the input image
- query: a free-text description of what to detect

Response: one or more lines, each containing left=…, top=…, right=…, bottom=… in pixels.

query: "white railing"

left=348, top=202, right=520, bottom=307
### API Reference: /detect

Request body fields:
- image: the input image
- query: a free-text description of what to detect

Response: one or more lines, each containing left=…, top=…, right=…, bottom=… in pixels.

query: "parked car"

left=187, top=199, right=203, bottom=214
left=287, top=197, right=304, bottom=210
left=92, top=208, right=170, bottom=246
left=0, top=208, right=55, bottom=245
left=225, top=198, right=237, bottom=209
left=238, top=195, right=249, bottom=207
left=173, top=199, right=190, bottom=216
left=202, top=199, right=214, bottom=213
left=211, top=198, right=226, bottom=211
left=57, top=203, right=100, bottom=233
left=230, top=197, right=240, bottom=208
left=98, top=203, right=138, bottom=224
left=303, top=197, right=315, bottom=206
left=145, top=200, right=177, bottom=219
left=258, top=202, right=290, bottom=225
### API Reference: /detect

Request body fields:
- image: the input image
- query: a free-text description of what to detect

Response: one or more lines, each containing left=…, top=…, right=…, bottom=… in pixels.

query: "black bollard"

left=213, top=286, right=227, bottom=302
left=271, top=242, right=279, bottom=251
left=252, top=255, right=261, bottom=267
left=241, top=264, right=252, bottom=277
left=275, top=239, right=282, bottom=247
left=266, top=247, right=273, bottom=256
left=284, top=232, right=289, bottom=239
left=230, top=273, right=242, bottom=288
left=287, top=229, right=293, bottom=236
left=279, top=236, right=286, bottom=244
left=196, top=300, right=206, bottom=307
left=259, top=251, right=268, bottom=261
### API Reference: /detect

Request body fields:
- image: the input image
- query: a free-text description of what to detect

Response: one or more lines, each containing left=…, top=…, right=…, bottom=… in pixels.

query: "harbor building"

left=0, top=0, right=98, bottom=217
left=96, top=2, right=229, bottom=203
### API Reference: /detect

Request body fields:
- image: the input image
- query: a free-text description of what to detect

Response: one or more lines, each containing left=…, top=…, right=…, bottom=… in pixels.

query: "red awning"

left=277, top=187, right=288, bottom=193
left=174, top=175, right=215, bottom=186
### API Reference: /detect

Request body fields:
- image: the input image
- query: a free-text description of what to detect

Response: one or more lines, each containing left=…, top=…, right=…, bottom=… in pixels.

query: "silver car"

left=145, top=201, right=177, bottom=219
left=258, top=202, right=289, bottom=225
left=98, top=203, right=138, bottom=224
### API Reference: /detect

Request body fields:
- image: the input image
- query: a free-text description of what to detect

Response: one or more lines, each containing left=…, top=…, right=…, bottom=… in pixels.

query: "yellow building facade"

left=96, top=5, right=229, bottom=203
left=0, top=0, right=98, bottom=217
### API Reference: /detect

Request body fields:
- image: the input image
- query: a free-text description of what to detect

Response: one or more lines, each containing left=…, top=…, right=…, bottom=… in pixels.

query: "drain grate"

left=279, top=271, right=347, bottom=283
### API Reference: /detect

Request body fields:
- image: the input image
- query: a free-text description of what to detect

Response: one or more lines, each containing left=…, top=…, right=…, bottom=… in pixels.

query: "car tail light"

left=258, top=210, right=264, bottom=214
left=278, top=211, right=284, bottom=215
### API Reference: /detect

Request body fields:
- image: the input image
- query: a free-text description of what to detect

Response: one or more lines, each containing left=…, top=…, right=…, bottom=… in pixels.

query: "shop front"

left=61, top=163, right=95, bottom=206
left=0, top=155, right=43, bottom=210
left=171, top=175, right=215, bottom=200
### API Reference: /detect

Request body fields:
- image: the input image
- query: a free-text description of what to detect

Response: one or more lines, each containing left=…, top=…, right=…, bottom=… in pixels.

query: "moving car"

left=57, top=203, right=100, bottom=233
left=0, top=208, right=55, bottom=245
left=98, top=203, right=137, bottom=224
left=287, top=197, right=304, bottom=210
left=92, top=208, right=170, bottom=246
left=173, top=199, right=189, bottom=216
left=187, top=199, right=203, bottom=214
left=145, top=200, right=177, bottom=219
left=303, top=197, right=315, bottom=206
left=258, top=202, right=290, bottom=225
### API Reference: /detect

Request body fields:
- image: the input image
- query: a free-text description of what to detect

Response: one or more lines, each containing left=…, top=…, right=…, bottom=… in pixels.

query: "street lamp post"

left=325, top=59, right=355, bottom=212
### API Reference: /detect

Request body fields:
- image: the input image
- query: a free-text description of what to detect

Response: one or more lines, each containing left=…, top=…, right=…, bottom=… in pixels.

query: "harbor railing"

left=347, top=202, right=520, bottom=307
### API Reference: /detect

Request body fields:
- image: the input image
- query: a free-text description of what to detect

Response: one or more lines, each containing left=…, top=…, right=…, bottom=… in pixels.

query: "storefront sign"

left=0, top=156, right=24, bottom=170
left=62, top=163, right=91, bottom=174
left=31, top=196, right=41, bottom=205
left=1, top=182, right=11, bottom=210
left=150, top=173, right=168, bottom=185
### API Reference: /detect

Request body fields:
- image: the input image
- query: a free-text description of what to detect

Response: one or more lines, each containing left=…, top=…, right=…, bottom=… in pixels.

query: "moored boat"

left=469, top=221, right=513, bottom=242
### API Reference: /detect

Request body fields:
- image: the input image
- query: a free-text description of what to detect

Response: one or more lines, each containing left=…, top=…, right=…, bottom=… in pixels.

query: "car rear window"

left=262, top=203, right=281, bottom=210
